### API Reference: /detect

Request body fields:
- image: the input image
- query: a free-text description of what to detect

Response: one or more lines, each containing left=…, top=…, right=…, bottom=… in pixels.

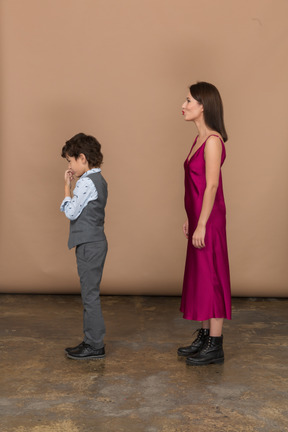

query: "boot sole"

left=186, top=357, right=224, bottom=366
left=177, top=351, right=199, bottom=357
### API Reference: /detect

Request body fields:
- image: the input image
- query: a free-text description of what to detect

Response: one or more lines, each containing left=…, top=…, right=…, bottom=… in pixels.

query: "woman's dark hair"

left=61, top=133, right=103, bottom=167
left=189, top=82, right=228, bottom=142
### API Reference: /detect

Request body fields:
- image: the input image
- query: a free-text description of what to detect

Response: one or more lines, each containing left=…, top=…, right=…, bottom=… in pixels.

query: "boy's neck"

left=86, top=166, right=100, bottom=172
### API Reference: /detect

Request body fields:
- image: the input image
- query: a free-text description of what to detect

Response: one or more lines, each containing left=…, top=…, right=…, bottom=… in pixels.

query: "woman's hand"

left=192, top=224, right=206, bottom=248
left=183, top=220, right=189, bottom=239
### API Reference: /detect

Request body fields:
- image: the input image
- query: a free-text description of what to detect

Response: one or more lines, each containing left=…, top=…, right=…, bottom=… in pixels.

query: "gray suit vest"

left=68, top=172, right=107, bottom=249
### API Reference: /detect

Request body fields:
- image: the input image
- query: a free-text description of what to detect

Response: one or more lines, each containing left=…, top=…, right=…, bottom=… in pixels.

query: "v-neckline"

left=187, top=136, right=203, bottom=162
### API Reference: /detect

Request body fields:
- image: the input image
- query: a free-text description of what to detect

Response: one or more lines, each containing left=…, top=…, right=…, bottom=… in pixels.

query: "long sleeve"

left=60, top=176, right=98, bottom=220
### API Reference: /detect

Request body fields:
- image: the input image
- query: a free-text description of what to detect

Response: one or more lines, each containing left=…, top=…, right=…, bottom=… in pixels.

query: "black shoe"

left=177, top=328, right=210, bottom=356
left=66, top=343, right=105, bottom=360
left=186, top=336, right=224, bottom=366
left=65, top=341, right=85, bottom=354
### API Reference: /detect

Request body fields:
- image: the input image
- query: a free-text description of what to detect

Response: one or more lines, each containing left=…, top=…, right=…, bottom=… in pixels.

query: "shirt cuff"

left=60, top=196, right=71, bottom=212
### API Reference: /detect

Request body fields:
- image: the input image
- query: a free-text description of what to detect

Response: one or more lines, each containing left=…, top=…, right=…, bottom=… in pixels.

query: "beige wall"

left=1, top=0, right=287, bottom=296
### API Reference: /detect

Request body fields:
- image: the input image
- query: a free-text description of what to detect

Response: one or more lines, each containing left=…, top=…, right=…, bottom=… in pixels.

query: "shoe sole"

left=186, top=357, right=224, bottom=366
left=66, top=353, right=105, bottom=360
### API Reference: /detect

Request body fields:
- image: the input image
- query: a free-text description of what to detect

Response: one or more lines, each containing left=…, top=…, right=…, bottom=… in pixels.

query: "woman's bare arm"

left=192, top=136, right=222, bottom=248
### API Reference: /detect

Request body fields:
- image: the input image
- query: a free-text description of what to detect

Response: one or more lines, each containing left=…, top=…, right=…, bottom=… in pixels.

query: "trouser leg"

left=76, top=240, right=107, bottom=349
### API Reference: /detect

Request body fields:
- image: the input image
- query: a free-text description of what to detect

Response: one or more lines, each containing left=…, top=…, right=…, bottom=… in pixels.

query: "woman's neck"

left=195, top=120, right=213, bottom=141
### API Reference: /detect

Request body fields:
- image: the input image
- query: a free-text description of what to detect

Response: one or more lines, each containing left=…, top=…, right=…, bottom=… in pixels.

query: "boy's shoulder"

left=87, top=171, right=107, bottom=183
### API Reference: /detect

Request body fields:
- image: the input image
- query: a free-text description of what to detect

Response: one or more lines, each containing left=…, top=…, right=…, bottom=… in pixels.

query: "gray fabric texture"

left=76, top=240, right=108, bottom=348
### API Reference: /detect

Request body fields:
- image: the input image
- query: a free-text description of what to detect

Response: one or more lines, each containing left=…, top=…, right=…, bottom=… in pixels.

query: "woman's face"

left=182, top=92, right=203, bottom=121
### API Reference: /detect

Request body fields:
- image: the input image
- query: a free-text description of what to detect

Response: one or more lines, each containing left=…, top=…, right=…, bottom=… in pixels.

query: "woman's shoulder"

left=204, top=133, right=225, bottom=158
left=206, top=132, right=224, bottom=144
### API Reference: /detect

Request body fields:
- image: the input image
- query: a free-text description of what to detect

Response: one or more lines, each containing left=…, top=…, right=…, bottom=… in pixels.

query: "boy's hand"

left=64, top=169, right=74, bottom=186
left=64, top=169, right=74, bottom=198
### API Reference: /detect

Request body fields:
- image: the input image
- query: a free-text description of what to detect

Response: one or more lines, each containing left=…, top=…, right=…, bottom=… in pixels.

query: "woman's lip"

left=182, top=110, right=185, bottom=115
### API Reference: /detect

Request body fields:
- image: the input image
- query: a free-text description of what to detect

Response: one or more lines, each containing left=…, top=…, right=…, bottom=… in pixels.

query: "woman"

left=178, top=82, right=231, bottom=366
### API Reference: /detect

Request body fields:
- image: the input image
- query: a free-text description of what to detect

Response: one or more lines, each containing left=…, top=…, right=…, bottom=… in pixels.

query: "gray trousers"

left=76, top=239, right=108, bottom=349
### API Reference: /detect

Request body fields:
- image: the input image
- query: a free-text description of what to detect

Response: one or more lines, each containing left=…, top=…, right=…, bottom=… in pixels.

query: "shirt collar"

left=81, top=168, right=101, bottom=178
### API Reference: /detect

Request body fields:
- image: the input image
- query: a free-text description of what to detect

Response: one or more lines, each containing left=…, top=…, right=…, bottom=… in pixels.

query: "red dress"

left=180, top=135, right=231, bottom=321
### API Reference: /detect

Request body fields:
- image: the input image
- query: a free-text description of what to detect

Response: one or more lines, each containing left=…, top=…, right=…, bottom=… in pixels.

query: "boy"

left=60, top=133, right=108, bottom=360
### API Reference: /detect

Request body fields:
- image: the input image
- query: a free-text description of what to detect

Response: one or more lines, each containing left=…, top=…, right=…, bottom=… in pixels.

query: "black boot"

left=186, top=335, right=224, bottom=365
left=177, top=328, right=210, bottom=357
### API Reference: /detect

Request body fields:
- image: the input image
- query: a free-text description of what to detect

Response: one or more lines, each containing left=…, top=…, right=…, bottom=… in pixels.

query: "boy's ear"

left=79, top=153, right=88, bottom=164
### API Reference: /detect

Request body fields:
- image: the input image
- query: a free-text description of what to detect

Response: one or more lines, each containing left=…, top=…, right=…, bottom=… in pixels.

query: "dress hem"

left=180, top=310, right=232, bottom=321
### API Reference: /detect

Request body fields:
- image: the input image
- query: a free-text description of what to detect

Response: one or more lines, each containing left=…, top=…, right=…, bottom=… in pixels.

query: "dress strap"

left=205, top=134, right=224, bottom=144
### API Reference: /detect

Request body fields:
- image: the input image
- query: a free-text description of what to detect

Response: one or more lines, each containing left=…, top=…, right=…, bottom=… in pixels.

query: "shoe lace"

left=193, top=328, right=204, bottom=343
left=201, top=336, right=212, bottom=352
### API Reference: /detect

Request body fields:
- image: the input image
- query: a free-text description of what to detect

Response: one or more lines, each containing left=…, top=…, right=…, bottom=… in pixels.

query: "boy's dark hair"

left=189, top=82, right=228, bottom=142
left=61, top=133, right=103, bottom=168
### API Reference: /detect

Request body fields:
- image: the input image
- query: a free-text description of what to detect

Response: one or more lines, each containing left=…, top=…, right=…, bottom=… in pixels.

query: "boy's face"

left=66, top=154, right=89, bottom=178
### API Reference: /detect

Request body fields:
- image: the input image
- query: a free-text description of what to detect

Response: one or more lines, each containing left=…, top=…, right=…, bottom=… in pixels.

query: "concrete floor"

left=0, top=295, right=287, bottom=432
